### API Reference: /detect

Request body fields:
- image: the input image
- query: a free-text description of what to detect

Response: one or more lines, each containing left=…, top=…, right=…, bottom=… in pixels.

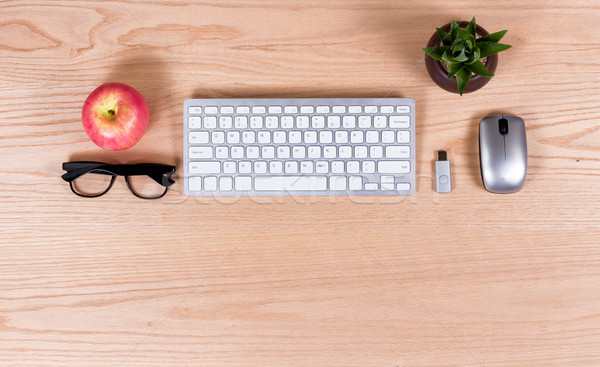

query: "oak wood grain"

left=1, top=0, right=600, bottom=366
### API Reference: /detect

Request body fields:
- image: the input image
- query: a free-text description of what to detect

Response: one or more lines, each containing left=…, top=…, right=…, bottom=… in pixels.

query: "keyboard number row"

left=188, top=115, right=409, bottom=129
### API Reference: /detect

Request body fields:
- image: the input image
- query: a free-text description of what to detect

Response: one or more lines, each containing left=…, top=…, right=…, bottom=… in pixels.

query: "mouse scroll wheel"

left=499, top=118, right=509, bottom=135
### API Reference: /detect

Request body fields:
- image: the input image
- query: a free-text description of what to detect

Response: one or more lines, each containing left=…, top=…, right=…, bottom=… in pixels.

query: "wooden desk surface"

left=2, top=1, right=599, bottom=366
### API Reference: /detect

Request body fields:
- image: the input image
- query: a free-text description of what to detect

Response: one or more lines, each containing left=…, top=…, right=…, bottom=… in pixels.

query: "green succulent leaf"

left=455, top=67, right=472, bottom=96
left=478, top=42, right=512, bottom=58
left=422, top=46, right=448, bottom=61
left=450, top=21, right=459, bottom=40
left=447, top=63, right=464, bottom=79
left=442, top=49, right=457, bottom=63
left=453, top=48, right=468, bottom=62
left=436, top=28, right=451, bottom=45
left=465, top=17, right=477, bottom=37
left=466, top=47, right=480, bottom=64
left=465, top=60, right=494, bottom=77
left=477, top=30, right=508, bottom=43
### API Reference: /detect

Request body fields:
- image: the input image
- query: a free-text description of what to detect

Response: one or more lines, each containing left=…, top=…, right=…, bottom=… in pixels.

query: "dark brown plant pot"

left=424, top=21, right=498, bottom=94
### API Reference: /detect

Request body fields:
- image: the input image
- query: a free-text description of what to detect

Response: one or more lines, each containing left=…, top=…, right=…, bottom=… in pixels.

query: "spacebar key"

left=254, top=176, right=327, bottom=191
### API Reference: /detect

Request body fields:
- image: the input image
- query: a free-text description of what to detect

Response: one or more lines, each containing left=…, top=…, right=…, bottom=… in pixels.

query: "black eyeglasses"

left=61, top=161, right=176, bottom=199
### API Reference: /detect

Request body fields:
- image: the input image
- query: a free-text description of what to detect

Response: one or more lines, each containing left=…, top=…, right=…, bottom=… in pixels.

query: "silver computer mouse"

left=479, top=115, right=527, bottom=193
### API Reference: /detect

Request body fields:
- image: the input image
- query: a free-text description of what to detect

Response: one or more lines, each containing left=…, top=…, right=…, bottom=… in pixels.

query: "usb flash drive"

left=435, top=151, right=451, bottom=193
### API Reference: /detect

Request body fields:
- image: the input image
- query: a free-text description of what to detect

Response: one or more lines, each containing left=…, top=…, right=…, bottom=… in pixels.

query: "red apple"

left=82, top=83, right=149, bottom=150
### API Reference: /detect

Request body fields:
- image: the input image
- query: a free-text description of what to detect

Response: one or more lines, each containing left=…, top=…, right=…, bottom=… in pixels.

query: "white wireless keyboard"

left=183, top=98, right=415, bottom=196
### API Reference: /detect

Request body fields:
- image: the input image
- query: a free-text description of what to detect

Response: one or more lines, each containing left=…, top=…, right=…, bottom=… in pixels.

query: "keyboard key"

left=362, top=161, right=375, bottom=174
left=354, top=146, right=368, bottom=159
left=205, top=106, right=218, bottom=114
left=212, top=131, right=225, bottom=144
left=189, top=132, right=209, bottom=144
left=226, top=131, right=239, bottom=144
left=262, top=146, right=275, bottom=159
left=312, top=116, right=325, bottom=128
left=239, top=161, right=251, bottom=174
left=236, top=106, right=250, bottom=113
left=289, top=131, right=301, bottom=143
left=269, top=161, right=283, bottom=173
left=268, top=106, right=282, bottom=113
left=246, top=146, right=259, bottom=158
left=397, top=131, right=410, bottom=143
left=284, top=106, right=298, bottom=113
left=255, top=176, right=327, bottom=191
left=281, top=116, right=294, bottom=128
left=389, top=115, right=410, bottom=128
left=220, top=177, right=233, bottom=191
left=319, top=131, right=333, bottom=144
left=332, top=106, right=346, bottom=113
left=266, top=116, right=278, bottom=128
left=300, top=105, right=314, bottom=113
left=370, top=146, right=383, bottom=158
left=316, top=105, right=330, bottom=113
left=364, top=183, right=378, bottom=191
left=374, top=116, right=386, bottom=128
left=285, top=161, right=298, bottom=173
left=339, top=146, right=352, bottom=158
left=277, top=146, right=290, bottom=158
left=234, top=116, right=248, bottom=128
left=231, top=146, right=244, bottom=158
left=378, top=161, right=411, bottom=174
left=324, top=146, right=336, bottom=158
left=304, top=131, right=317, bottom=144
left=257, top=131, right=270, bottom=143
left=358, top=116, right=372, bottom=128
left=216, top=146, right=229, bottom=159
left=381, top=175, right=395, bottom=190
left=220, top=106, right=234, bottom=114
left=396, top=183, right=411, bottom=191
left=219, top=116, right=232, bottom=128
left=308, top=146, right=321, bottom=158
left=335, top=131, right=348, bottom=143
left=297, top=116, right=310, bottom=128
left=189, top=146, right=213, bottom=159
left=329, top=176, right=347, bottom=190
left=350, top=131, right=364, bottom=143
left=349, top=106, right=361, bottom=113
left=250, top=116, right=263, bottom=128
left=366, top=130, right=379, bottom=143
left=364, top=106, right=377, bottom=113
left=273, top=131, right=286, bottom=143
left=189, top=177, right=202, bottom=191
left=300, top=161, right=314, bottom=173
left=347, top=161, right=359, bottom=174
left=343, top=116, right=356, bottom=128
left=188, top=106, right=202, bottom=114
left=386, top=146, right=410, bottom=158
left=331, top=161, right=344, bottom=173
left=349, top=176, right=362, bottom=190
left=382, top=131, right=395, bottom=143
left=223, top=161, right=236, bottom=173
left=204, top=176, right=217, bottom=191
left=190, top=162, right=220, bottom=174
left=292, top=146, right=306, bottom=158
left=242, top=131, right=255, bottom=143
left=254, top=161, right=267, bottom=174
left=252, top=106, right=266, bottom=114
left=204, top=116, right=217, bottom=128
left=188, top=116, right=201, bottom=128
left=315, top=161, right=328, bottom=173
left=380, top=106, right=394, bottom=113
left=327, top=115, right=341, bottom=129
left=397, top=105, right=411, bottom=114
left=235, top=176, right=252, bottom=190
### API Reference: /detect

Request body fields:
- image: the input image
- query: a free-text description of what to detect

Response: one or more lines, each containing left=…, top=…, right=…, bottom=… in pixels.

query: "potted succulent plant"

left=423, top=17, right=511, bottom=95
